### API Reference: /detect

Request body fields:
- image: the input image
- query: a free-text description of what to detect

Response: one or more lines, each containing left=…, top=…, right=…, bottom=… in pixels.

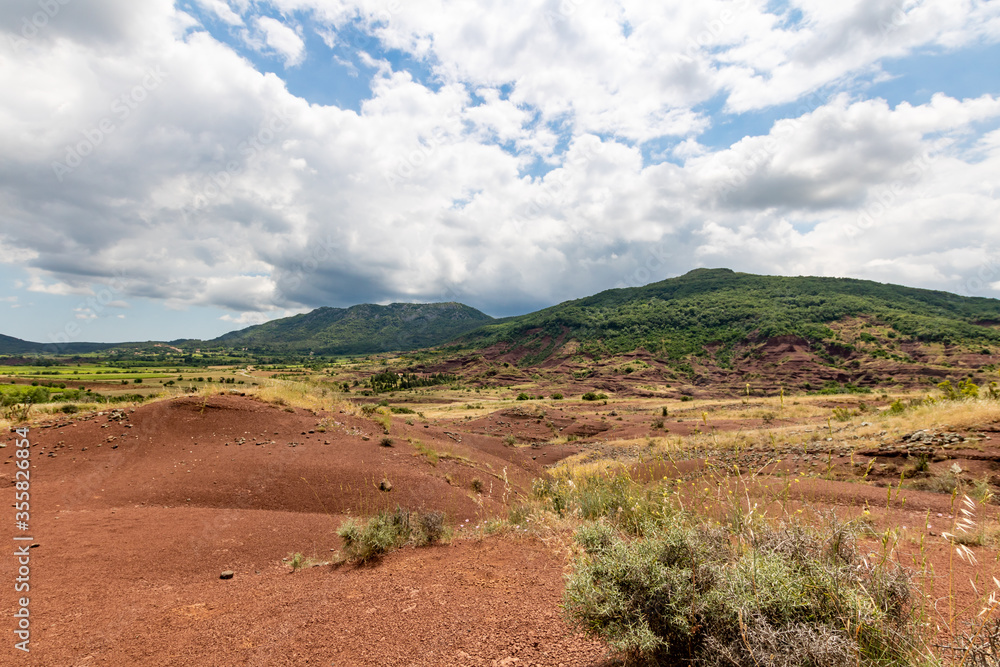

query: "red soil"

left=4, top=393, right=999, bottom=665
left=0, top=395, right=612, bottom=666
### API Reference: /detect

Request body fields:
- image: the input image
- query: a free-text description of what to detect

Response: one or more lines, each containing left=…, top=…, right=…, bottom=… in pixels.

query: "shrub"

left=470, top=478, right=484, bottom=493
left=379, top=437, right=394, bottom=447
left=288, top=552, right=304, bottom=572
left=550, top=392, right=564, bottom=399
left=414, top=511, right=445, bottom=546
left=564, top=518, right=920, bottom=666
left=336, top=509, right=411, bottom=562
left=887, top=399, right=907, bottom=415
left=60, top=403, right=79, bottom=414
left=336, top=508, right=446, bottom=561
left=832, top=407, right=853, bottom=422
left=582, top=391, right=608, bottom=401
left=516, top=392, right=531, bottom=401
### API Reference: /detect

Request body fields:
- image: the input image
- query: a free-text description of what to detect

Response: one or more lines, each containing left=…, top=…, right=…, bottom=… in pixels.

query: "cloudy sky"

left=1, top=0, right=999, bottom=344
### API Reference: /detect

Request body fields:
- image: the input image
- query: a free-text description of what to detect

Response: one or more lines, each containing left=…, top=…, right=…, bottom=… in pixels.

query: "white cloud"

left=220, top=307, right=308, bottom=325
left=195, top=0, right=245, bottom=26
left=254, top=15, right=305, bottom=67
left=26, top=274, right=93, bottom=296
left=1, top=0, right=999, bottom=333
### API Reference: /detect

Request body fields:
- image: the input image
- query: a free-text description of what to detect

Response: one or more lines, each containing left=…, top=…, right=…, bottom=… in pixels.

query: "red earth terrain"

left=3, top=393, right=1000, bottom=665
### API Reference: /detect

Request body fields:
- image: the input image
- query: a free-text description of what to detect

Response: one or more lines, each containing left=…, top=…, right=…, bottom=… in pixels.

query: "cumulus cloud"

left=194, top=0, right=244, bottom=26
left=253, top=15, right=305, bottom=67
left=1, top=0, right=1000, bottom=338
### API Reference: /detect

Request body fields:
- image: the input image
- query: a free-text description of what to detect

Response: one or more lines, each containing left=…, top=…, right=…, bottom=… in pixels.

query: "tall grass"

left=538, top=470, right=926, bottom=666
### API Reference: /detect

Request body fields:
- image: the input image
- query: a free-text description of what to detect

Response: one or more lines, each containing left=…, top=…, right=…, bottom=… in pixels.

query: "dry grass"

left=220, top=380, right=332, bottom=412
left=878, top=397, right=1000, bottom=433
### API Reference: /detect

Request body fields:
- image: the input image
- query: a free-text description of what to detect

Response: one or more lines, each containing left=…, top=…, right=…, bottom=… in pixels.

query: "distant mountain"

left=0, top=333, right=117, bottom=356
left=458, top=268, right=1000, bottom=362
left=211, top=302, right=495, bottom=355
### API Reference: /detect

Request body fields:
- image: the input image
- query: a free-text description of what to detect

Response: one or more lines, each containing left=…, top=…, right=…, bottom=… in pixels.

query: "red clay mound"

left=17, top=394, right=545, bottom=521
left=0, top=395, right=618, bottom=665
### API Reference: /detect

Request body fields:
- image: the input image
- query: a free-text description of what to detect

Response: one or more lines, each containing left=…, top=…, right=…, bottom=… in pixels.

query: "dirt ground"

left=3, top=392, right=1000, bottom=665
left=1, top=395, right=613, bottom=666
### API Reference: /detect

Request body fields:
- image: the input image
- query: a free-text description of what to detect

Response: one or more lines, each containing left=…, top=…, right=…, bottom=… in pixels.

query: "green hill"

left=211, top=302, right=495, bottom=355
left=0, top=333, right=116, bottom=356
left=458, top=268, right=1000, bottom=363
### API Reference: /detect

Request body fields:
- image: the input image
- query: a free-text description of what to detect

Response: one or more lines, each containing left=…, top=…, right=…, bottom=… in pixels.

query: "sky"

left=1, top=0, right=1000, bottom=344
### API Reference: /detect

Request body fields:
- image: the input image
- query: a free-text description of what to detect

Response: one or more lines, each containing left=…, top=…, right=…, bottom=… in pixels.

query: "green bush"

left=336, top=508, right=446, bottom=562
left=581, top=391, right=608, bottom=401
left=832, top=407, right=854, bottom=422
left=564, top=518, right=919, bottom=666
left=516, top=392, right=531, bottom=401
left=550, top=392, right=564, bottom=400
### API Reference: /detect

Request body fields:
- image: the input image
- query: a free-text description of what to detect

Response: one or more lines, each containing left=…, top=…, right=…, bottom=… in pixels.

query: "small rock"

left=379, top=479, right=392, bottom=492
left=220, top=570, right=234, bottom=580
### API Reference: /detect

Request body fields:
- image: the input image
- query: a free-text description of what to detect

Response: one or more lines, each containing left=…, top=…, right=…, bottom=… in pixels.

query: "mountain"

left=211, top=302, right=495, bottom=355
left=457, top=268, right=1000, bottom=363
left=0, top=333, right=117, bottom=355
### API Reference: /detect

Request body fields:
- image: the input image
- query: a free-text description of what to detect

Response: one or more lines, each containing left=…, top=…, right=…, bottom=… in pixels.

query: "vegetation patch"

left=564, top=517, right=919, bottom=666
left=336, top=507, right=448, bottom=562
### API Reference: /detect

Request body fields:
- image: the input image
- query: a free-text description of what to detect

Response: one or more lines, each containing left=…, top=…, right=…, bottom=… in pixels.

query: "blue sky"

left=1, top=0, right=1000, bottom=342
